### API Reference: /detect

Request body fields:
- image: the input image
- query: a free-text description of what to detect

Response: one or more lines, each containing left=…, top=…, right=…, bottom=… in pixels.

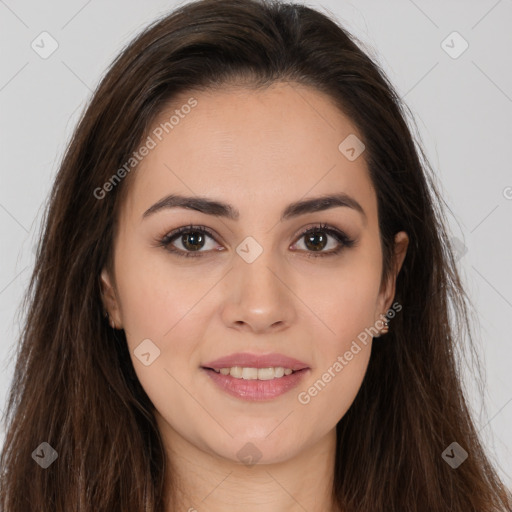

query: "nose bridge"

left=221, top=235, right=295, bottom=331
left=235, top=237, right=285, bottom=304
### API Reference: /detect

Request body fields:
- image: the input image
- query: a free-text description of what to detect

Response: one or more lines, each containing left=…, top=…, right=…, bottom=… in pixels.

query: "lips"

left=202, top=366, right=310, bottom=401
left=201, top=352, right=310, bottom=371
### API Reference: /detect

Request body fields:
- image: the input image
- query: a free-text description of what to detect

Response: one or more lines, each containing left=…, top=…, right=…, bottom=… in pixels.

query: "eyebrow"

left=142, top=192, right=367, bottom=224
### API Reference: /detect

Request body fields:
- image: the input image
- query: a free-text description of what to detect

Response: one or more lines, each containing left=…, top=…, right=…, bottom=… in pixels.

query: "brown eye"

left=304, top=230, right=328, bottom=252
left=178, top=231, right=207, bottom=252
left=292, top=223, right=356, bottom=258
left=159, top=225, right=220, bottom=258
left=158, top=223, right=355, bottom=259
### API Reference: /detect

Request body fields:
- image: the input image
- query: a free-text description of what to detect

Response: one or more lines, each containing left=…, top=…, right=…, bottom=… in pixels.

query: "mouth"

left=200, top=366, right=310, bottom=401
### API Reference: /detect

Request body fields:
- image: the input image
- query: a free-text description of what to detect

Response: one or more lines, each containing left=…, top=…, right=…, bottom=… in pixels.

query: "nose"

left=220, top=249, right=297, bottom=334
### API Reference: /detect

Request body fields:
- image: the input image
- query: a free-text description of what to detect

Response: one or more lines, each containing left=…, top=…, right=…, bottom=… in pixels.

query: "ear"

left=375, top=231, right=409, bottom=318
left=100, top=267, right=122, bottom=328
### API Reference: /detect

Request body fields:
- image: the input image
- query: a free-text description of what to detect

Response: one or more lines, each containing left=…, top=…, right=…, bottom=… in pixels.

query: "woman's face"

left=101, top=82, right=408, bottom=465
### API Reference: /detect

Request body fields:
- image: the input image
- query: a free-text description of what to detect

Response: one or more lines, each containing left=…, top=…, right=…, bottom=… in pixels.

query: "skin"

left=100, top=81, right=408, bottom=512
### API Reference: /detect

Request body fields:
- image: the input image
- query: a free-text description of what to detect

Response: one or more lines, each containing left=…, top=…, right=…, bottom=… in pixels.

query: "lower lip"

left=202, top=368, right=310, bottom=401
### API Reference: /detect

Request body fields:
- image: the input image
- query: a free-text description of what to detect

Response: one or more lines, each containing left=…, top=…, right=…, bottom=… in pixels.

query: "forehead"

left=120, top=82, right=376, bottom=224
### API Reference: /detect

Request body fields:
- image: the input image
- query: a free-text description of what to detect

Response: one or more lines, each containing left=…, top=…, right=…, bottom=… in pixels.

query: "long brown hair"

left=1, top=0, right=510, bottom=510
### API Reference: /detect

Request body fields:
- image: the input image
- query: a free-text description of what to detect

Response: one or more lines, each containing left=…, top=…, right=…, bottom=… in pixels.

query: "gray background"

left=1, top=0, right=511, bottom=486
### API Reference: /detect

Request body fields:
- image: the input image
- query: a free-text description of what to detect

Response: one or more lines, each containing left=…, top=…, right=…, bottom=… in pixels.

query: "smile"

left=201, top=367, right=310, bottom=401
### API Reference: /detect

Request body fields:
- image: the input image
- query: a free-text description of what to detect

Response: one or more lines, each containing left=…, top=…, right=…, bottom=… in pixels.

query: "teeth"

left=211, top=366, right=297, bottom=380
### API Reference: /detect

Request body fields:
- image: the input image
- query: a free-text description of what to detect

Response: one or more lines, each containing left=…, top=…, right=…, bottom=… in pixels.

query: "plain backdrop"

left=0, top=0, right=511, bottom=488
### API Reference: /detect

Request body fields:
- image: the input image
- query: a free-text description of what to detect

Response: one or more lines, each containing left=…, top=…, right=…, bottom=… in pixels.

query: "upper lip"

left=202, top=352, right=310, bottom=371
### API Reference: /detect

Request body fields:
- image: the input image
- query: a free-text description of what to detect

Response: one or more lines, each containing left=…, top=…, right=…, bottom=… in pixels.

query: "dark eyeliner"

left=157, top=224, right=217, bottom=258
left=297, top=222, right=355, bottom=258
left=156, top=222, right=355, bottom=258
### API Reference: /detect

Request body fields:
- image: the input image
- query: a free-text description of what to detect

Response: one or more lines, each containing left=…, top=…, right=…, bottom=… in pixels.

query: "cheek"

left=299, top=343, right=371, bottom=403
left=292, top=255, right=380, bottom=420
left=296, top=253, right=382, bottom=349
left=296, top=310, right=374, bottom=432
left=114, top=243, right=206, bottom=347
left=113, top=244, right=214, bottom=396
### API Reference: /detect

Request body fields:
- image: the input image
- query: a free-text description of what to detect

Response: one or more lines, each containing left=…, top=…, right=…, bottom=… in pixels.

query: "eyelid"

left=157, top=222, right=355, bottom=258
left=157, top=224, right=221, bottom=257
left=290, top=222, right=355, bottom=253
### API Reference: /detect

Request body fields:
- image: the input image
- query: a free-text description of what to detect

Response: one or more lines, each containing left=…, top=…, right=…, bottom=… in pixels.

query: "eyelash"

left=156, top=222, right=355, bottom=259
